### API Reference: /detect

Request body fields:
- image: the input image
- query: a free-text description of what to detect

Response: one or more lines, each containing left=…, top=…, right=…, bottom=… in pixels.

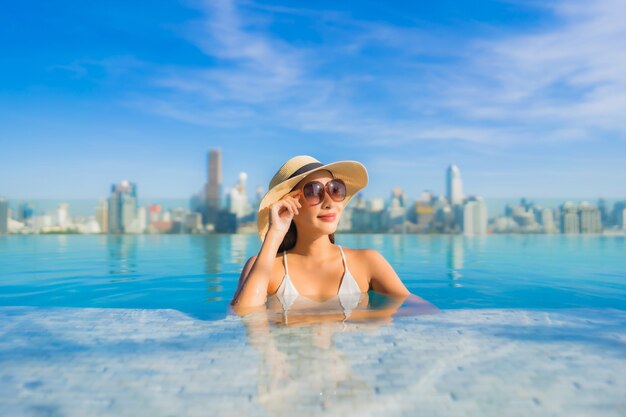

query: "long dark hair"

left=277, top=170, right=336, bottom=253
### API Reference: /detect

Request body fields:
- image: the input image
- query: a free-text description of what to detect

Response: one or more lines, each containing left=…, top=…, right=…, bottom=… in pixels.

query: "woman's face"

left=291, top=170, right=344, bottom=235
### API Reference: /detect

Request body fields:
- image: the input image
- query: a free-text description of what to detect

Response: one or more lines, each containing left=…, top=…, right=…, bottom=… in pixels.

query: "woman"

left=230, top=155, right=435, bottom=318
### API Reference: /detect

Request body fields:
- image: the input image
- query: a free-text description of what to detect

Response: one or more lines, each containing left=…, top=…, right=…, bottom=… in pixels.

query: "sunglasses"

left=297, top=179, right=347, bottom=206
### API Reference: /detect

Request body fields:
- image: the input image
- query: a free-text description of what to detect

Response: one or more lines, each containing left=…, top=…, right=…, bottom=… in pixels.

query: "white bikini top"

left=270, top=245, right=366, bottom=323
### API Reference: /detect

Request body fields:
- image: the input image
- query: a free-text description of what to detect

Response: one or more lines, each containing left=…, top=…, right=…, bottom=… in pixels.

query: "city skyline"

left=2, top=154, right=625, bottom=214
left=2, top=154, right=624, bottom=236
left=1, top=0, right=625, bottom=200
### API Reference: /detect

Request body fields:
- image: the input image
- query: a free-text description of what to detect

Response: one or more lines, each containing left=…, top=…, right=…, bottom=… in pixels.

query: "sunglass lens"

left=329, top=180, right=346, bottom=201
left=303, top=182, right=323, bottom=204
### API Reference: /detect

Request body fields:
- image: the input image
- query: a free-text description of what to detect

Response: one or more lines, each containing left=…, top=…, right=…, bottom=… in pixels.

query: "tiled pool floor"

left=1, top=306, right=624, bottom=417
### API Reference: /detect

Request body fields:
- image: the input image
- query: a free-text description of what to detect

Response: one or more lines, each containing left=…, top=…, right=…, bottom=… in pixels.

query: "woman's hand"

left=268, top=189, right=302, bottom=238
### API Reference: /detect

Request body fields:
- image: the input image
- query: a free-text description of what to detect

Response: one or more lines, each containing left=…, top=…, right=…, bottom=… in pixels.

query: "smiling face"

left=290, top=169, right=344, bottom=236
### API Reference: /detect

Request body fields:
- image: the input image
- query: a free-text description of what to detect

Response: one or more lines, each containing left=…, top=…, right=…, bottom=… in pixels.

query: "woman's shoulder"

left=340, top=246, right=380, bottom=261
left=339, top=246, right=381, bottom=281
left=239, top=253, right=284, bottom=278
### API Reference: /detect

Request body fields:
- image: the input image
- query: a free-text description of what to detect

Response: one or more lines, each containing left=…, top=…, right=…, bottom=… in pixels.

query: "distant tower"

left=206, top=148, right=222, bottom=224
left=56, top=203, right=70, bottom=228
left=560, top=201, right=579, bottom=234
left=462, top=196, right=487, bottom=235
left=446, top=164, right=464, bottom=205
left=108, top=180, right=137, bottom=234
left=228, top=172, right=253, bottom=220
left=0, top=197, right=8, bottom=234
left=579, top=201, right=602, bottom=233
left=387, top=187, right=407, bottom=232
left=236, top=172, right=247, bottom=194
left=96, top=199, right=108, bottom=233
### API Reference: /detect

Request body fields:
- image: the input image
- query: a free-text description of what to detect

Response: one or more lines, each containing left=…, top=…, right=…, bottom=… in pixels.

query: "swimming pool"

left=1, top=234, right=624, bottom=317
left=0, top=234, right=625, bottom=416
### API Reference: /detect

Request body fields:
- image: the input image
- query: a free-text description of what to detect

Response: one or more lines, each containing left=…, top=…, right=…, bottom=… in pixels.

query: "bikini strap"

left=338, top=245, right=347, bottom=268
left=282, top=250, right=289, bottom=276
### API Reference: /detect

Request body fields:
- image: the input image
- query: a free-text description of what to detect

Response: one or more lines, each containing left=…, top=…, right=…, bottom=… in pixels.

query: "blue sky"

left=1, top=0, right=624, bottom=200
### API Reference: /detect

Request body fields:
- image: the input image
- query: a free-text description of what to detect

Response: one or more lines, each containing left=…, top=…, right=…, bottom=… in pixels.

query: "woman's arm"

left=231, top=255, right=257, bottom=301
left=363, top=249, right=411, bottom=296
left=230, top=229, right=284, bottom=312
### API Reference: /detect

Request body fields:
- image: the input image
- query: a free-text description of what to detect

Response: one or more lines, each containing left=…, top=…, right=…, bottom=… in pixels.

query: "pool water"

left=1, top=234, right=624, bottom=318
left=0, top=234, right=625, bottom=416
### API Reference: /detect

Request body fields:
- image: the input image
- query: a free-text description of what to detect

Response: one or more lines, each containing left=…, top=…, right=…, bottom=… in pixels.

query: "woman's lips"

left=317, top=214, right=336, bottom=222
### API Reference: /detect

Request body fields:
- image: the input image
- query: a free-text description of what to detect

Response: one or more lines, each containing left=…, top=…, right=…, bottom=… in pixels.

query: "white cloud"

left=128, top=0, right=625, bottom=148
left=438, top=0, right=626, bottom=134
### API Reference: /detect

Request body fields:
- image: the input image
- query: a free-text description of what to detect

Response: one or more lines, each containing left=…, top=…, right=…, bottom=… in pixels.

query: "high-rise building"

left=350, top=195, right=370, bottom=232
left=206, top=148, right=222, bottom=225
left=597, top=198, right=611, bottom=226
left=227, top=172, right=254, bottom=222
left=56, top=203, right=70, bottom=228
left=579, top=201, right=602, bottom=233
left=612, top=201, right=626, bottom=228
left=540, top=208, right=556, bottom=233
left=96, top=199, right=108, bottom=233
left=108, top=180, right=137, bottom=234
left=414, top=202, right=435, bottom=230
left=17, top=202, right=34, bottom=222
left=560, top=201, right=579, bottom=233
left=446, top=164, right=464, bottom=206
left=433, top=197, right=454, bottom=232
left=462, top=196, right=487, bottom=235
left=127, top=206, right=147, bottom=234
left=369, top=198, right=387, bottom=232
left=419, top=190, right=435, bottom=204
left=387, top=188, right=407, bottom=232
left=0, top=197, right=8, bottom=234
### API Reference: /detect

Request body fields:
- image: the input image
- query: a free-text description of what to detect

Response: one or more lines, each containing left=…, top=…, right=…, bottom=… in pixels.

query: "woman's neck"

left=289, top=234, right=336, bottom=259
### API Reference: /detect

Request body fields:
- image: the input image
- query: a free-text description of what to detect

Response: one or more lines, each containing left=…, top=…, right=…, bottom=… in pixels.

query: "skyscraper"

left=612, top=201, right=626, bottom=228
left=96, top=199, right=108, bottom=233
left=579, top=201, right=602, bottom=233
left=560, top=201, right=579, bottom=234
left=540, top=208, right=556, bottom=233
left=56, top=203, right=70, bottom=228
left=446, top=164, right=464, bottom=205
left=387, top=187, right=407, bottom=232
left=17, top=202, right=34, bottom=222
left=462, top=196, right=488, bottom=235
left=227, top=172, right=253, bottom=221
left=206, top=148, right=222, bottom=225
left=108, top=180, right=137, bottom=234
left=0, top=197, right=8, bottom=234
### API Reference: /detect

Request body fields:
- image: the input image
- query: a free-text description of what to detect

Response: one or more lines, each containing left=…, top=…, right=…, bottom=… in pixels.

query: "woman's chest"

left=267, top=250, right=369, bottom=296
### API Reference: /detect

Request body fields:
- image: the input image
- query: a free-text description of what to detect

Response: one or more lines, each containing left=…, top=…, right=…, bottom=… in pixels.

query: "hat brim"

left=257, top=160, right=368, bottom=242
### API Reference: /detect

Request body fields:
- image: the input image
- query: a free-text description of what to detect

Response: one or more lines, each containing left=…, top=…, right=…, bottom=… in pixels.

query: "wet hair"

left=277, top=170, right=336, bottom=253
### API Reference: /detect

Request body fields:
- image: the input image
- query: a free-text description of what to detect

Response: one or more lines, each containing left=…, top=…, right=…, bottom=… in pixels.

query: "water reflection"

left=234, top=292, right=438, bottom=415
left=106, top=235, right=138, bottom=276
left=446, top=236, right=464, bottom=286
left=230, top=233, right=250, bottom=265
left=195, top=235, right=222, bottom=274
left=56, top=234, right=68, bottom=254
left=390, top=234, right=405, bottom=260
left=193, top=236, right=224, bottom=302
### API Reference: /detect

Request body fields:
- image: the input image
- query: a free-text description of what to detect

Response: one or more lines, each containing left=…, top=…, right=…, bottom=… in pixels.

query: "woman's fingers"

left=289, top=199, right=300, bottom=215
left=282, top=198, right=299, bottom=215
left=276, top=202, right=292, bottom=217
left=281, top=202, right=294, bottom=217
left=274, top=191, right=302, bottom=218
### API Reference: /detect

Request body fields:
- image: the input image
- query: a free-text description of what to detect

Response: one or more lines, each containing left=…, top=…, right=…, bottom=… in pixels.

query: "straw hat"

left=257, top=155, right=368, bottom=242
